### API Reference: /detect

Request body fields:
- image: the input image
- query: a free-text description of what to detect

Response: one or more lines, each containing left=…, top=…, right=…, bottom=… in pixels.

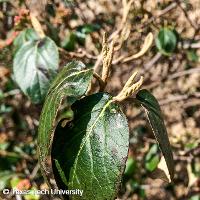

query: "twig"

left=178, top=41, right=200, bottom=49
left=145, top=67, right=200, bottom=90
left=183, top=143, right=200, bottom=156
left=0, top=150, right=33, bottom=161
left=93, top=72, right=105, bottom=89
left=140, top=2, right=177, bottom=29
left=94, top=0, right=133, bottom=72
left=109, top=0, right=134, bottom=41
left=175, top=0, right=198, bottom=30
left=58, top=47, right=97, bottom=60
left=143, top=52, right=162, bottom=72
left=112, top=32, right=154, bottom=65
left=159, top=93, right=200, bottom=105
left=29, top=162, right=40, bottom=180
left=168, top=68, right=200, bottom=80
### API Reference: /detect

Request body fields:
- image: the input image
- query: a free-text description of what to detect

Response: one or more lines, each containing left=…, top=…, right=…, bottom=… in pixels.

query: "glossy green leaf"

left=38, top=61, right=93, bottom=187
left=52, top=93, right=129, bottom=200
left=155, top=28, right=177, bottom=56
left=13, top=37, right=59, bottom=103
left=136, top=89, right=174, bottom=180
left=13, top=28, right=39, bottom=53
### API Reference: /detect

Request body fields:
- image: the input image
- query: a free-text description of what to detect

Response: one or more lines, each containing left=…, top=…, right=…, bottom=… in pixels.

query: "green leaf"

left=187, top=50, right=199, bottom=62
left=145, top=144, right=160, bottom=171
left=38, top=61, right=93, bottom=187
left=62, top=32, right=77, bottom=51
left=0, top=142, right=9, bottom=151
left=136, top=89, right=174, bottom=180
left=124, top=157, right=137, bottom=177
left=24, top=187, right=40, bottom=200
left=13, top=28, right=39, bottom=53
left=10, top=177, right=20, bottom=188
left=0, top=171, right=14, bottom=190
left=62, top=0, right=75, bottom=7
left=13, top=37, right=59, bottom=103
left=80, top=24, right=100, bottom=34
left=52, top=93, right=129, bottom=200
left=155, top=28, right=177, bottom=56
left=192, top=157, right=200, bottom=176
left=190, top=195, right=200, bottom=200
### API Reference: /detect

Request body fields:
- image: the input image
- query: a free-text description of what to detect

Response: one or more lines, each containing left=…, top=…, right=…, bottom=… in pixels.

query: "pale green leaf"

left=13, top=37, right=59, bottom=103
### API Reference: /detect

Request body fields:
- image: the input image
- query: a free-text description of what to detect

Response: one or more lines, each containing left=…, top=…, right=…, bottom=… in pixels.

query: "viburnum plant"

left=12, top=12, right=174, bottom=200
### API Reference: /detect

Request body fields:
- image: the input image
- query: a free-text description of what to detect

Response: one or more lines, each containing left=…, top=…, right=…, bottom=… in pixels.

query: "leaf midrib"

left=48, top=68, right=92, bottom=96
left=39, top=69, right=93, bottom=160
left=70, top=99, right=113, bottom=187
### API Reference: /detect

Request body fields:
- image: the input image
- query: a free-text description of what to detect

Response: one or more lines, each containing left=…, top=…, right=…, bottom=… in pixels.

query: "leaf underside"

left=38, top=61, right=93, bottom=188
left=52, top=93, right=129, bottom=200
left=13, top=36, right=59, bottom=103
left=13, top=28, right=39, bottom=53
left=136, top=89, right=174, bottom=181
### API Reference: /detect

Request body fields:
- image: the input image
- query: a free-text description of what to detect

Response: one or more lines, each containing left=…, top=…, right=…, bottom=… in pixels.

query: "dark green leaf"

left=46, top=22, right=60, bottom=44
left=38, top=61, right=93, bottom=187
left=13, top=28, right=39, bottom=53
left=52, top=93, right=129, bottom=200
left=77, top=24, right=100, bottom=34
left=136, top=89, right=174, bottom=180
left=75, top=24, right=100, bottom=46
left=46, top=3, right=56, bottom=17
left=13, top=37, right=59, bottom=103
left=75, top=31, right=86, bottom=46
left=62, top=32, right=77, bottom=51
left=192, top=157, right=200, bottom=176
left=155, top=28, right=177, bottom=56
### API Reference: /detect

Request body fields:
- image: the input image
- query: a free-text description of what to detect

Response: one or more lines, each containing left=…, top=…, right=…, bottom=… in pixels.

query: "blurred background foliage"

left=0, top=0, right=200, bottom=199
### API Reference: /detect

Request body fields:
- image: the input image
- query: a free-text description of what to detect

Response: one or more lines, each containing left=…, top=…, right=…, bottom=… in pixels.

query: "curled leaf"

left=123, top=32, right=153, bottom=62
left=136, top=89, right=174, bottom=181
